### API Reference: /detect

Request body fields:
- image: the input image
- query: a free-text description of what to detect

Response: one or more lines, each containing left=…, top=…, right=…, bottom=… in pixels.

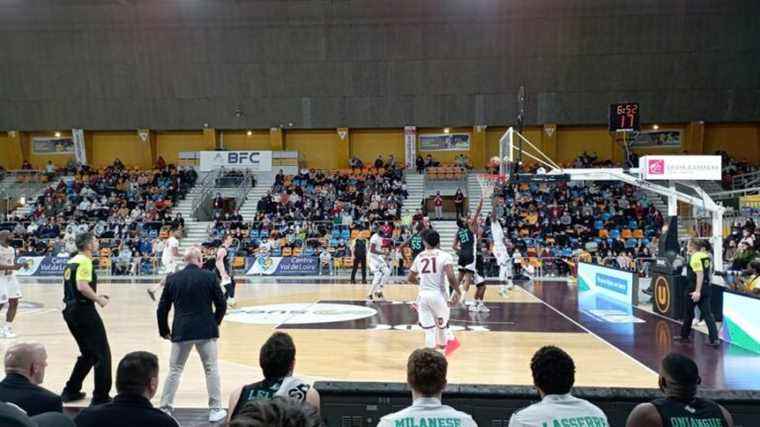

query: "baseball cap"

left=0, top=402, right=75, bottom=427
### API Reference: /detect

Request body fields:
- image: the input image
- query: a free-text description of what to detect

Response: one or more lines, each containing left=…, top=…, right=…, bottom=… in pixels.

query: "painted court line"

left=517, top=286, right=658, bottom=376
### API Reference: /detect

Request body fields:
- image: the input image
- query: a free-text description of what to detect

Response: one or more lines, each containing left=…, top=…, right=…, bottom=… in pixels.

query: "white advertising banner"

left=404, top=126, right=416, bottom=169
left=72, top=129, right=87, bottom=164
left=199, top=151, right=272, bottom=172
left=639, top=155, right=721, bottom=181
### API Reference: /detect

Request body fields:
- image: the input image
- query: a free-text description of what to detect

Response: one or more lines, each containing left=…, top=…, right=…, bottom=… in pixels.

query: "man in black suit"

left=74, top=351, right=179, bottom=427
left=157, top=246, right=227, bottom=423
left=0, top=343, right=62, bottom=416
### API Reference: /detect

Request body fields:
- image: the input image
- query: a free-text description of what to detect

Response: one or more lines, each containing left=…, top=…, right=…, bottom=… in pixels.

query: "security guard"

left=674, top=239, right=720, bottom=348
left=61, top=232, right=112, bottom=405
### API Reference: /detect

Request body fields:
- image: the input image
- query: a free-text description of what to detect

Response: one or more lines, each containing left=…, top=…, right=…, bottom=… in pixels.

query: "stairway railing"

left=191, top=169, right=222, bottom=219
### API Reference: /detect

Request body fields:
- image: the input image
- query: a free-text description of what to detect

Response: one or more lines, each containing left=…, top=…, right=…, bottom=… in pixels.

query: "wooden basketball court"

left=4, top=278, right=669, bottom=409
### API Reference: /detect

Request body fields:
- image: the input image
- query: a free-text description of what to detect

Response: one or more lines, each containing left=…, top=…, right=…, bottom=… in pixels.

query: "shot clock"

left=609, top=102, right=640, bottom=132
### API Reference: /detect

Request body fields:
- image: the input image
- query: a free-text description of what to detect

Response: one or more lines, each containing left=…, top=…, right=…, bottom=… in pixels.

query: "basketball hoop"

left=476, top=173, right=507, bottom=198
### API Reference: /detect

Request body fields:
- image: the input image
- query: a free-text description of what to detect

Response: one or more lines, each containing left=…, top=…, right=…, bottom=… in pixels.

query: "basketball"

left=489, top=156, right=502, bottom=167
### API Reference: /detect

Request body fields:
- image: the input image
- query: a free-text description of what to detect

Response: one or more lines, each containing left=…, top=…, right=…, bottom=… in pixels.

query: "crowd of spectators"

left=723, top=217, right=760, bottom=295
left=718, top=150, right=760, bottom=189
left=0, top=161, right=196, bottom=275
left=0, top=338, right=734, bottom=427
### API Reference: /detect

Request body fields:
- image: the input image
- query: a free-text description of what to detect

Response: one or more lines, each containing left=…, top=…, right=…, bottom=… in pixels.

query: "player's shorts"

left=0, top=275, right=22, bottom=304
left=474, top=256, right=486, bottom=287
left=369, top=259, right=390, bottom=274
left=163, top=261, right=180, bottom=275
left=417, top=291, right=450, bottom=329
left=457, top=253, right=475, bottom=272
left=493, top=246, right=510, bottom=266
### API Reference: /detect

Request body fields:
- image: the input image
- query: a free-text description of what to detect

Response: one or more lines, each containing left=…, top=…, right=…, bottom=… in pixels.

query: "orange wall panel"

left=222, top=131, right=271, bottom=151
left=156, top=131, right=208, bottom=165
left=703, top=123, right=760, bottom=163
left=556, top=127, right=613, bottom=164
left=350, top=129, right=404, bottom=165
left=90, top=132, right=152, bottom=169
left=285, top=130, right=342, bottom=170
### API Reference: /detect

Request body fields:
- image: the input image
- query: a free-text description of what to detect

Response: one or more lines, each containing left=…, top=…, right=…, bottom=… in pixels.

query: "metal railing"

left=710, top=186, right=760, bottom=201
left=191, top=169, right=222, bottom=219
left=732, top=170, right=760, bottom=190
left=232, top=171, right=253, bottom=212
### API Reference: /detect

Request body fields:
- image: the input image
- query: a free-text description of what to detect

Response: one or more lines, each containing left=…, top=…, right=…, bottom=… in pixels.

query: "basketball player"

left=147, top=228, right=182, bottom=302
left=452, top=197, right=485, bottom=310
left=367, top=225, right=390, bottom=302
left=216, top=234, right=237, bottom=307
left=491, top=210, right=515, bottom=296
left=0, top=231, right=26, bottom=338
left=407, top=230, right=462, bottom=355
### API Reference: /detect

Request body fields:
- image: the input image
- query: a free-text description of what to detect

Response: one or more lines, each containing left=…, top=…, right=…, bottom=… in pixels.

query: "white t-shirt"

left=0, top=245, right=17, bottom=277
left=508, top=394, right=608, bottom=427
left=162, top=236, right=179, bottom=266
left=378, top=398, right=477, bottom=427
left=369, top=233, right=385, bottom=265
left=411, top=249, right=455, bottom=297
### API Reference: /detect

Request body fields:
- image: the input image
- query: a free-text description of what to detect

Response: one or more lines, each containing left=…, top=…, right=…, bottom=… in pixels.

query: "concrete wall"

left=1, top=0, right=758, bottom=131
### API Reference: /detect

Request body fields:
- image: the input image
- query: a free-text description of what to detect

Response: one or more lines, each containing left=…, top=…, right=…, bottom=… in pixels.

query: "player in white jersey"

left=408, top=230, right=462, bottom=355
left=147, top=228, right=182, bottom=301
left=509, top=346, right=609, bottom=427
left=0, top=230, right=27, bottom=338
left=491, top=210, right=514, bottom=297
left=367, top=225, right=390, bottom=301
left=378, top=348, right=478, bottom=427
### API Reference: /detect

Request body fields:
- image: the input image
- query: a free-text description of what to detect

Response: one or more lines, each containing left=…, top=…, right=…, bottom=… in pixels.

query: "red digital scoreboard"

left=609, top=102, right=640, bottom=132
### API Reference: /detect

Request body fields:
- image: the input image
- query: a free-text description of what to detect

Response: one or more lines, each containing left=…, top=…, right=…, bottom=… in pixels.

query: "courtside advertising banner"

left=199, top=151, right=272, bottom=172
left=15, top=256, right=69, bottom=276
left=639, top=155, right=721, bottom=181
left=247, top=256, right=319, bottom=276
left=577, top=262, right=638, bottom=306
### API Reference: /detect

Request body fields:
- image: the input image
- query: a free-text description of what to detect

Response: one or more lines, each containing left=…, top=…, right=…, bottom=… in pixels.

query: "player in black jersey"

left=452, top=197, right=484, bottom=309
left=216, top=235, right=237, bottom=307
left=626, top=353, right=733, bottom=427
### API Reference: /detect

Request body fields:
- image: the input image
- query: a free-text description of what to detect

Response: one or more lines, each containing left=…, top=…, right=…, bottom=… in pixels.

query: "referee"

left=675, top=239, right=720, bottom=348
left=61, top=232, right=113, bottom=405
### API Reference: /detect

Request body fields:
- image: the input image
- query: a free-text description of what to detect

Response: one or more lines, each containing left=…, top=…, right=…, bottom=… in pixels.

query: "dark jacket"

left=0, top=373, right=62, bottom=416
left=157, top=264, right=226, bottom=342
left=74, top=393, right=178, bottom=427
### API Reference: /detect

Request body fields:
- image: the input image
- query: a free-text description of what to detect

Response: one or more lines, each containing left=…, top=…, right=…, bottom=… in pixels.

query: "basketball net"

left=476, top=173, right=506, bottom=198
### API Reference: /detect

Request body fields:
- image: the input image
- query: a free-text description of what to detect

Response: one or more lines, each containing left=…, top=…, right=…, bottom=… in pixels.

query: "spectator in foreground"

left=626, top=353, right=733, bottom=427
left=0, top=402, right=73, bottom=427
left=230, top=397, right=321, bottom=427
left=509, top=346, right=608, bottom=427
left=227, top=332, right=319, bottom=422
left=377, top=348, right=476, bottom=427
left=74, top=351, right=178, bottom=427
left=0, top=343, right=61, bottom=416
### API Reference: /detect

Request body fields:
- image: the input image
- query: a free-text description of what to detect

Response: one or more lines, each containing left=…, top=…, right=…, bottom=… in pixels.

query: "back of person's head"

left=230, top=397, right=321, bottom=427
left=116, top=351, right=159, bottom=398
left=421, top=229, right=440, bottom=249
left=531, top=346, right=575, bottom=395
left=260, top=332, right=296, bottom=379
left=4, top=342, right=47, bottom=385
left=406, top=348, right=447, bottom=397
left=75, top=232, right=94, bottom=252
left=660, top=353, right=700, bottom=398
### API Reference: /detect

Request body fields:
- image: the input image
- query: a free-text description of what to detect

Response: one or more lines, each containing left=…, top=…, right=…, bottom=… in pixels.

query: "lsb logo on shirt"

left=648, top=159, right=665, bottom=175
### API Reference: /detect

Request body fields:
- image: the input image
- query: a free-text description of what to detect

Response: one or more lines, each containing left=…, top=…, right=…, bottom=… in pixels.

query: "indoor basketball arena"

left=1, top=1, right=759, bottom=426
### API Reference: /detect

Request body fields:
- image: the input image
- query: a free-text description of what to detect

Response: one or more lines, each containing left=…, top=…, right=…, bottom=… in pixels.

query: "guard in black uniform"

left=61, top=233, right=112, bottom=405
left=350, top=234, right=367, bottom=284
left=626, top=353, right=732, bottom=427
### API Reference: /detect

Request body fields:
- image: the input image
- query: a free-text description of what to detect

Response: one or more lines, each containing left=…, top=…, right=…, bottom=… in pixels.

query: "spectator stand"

left=501, top=126, right=728, bottom=271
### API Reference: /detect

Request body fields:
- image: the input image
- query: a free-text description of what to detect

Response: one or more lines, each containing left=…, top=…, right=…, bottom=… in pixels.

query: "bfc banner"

left=199, top=151, right=272, bottom=172
left=15, top=256, right=69, bottom=276
left=72, top=129, right=87, bottom=164
left=247, top=256, right=319, bottom=276
left=404, top=126, right=416, bottom=169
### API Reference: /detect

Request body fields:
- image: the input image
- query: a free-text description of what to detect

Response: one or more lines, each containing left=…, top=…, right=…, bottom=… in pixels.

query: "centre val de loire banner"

left=15, top=256, right=70, bottom=277
left=247, top=256, right=318, bottom=276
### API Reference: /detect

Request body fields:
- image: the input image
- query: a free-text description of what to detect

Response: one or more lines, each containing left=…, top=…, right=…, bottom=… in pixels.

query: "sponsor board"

left=639, top=155, right=721, bottom=181
left=419, top=133, right=470, bottom=151
left=246, top=256, right=318, bottom=276
left=578, top=262, right=637, bottom=306
left=199, top=150, right=272, bottom=172
left=16, top=256, right=69, bottom=276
